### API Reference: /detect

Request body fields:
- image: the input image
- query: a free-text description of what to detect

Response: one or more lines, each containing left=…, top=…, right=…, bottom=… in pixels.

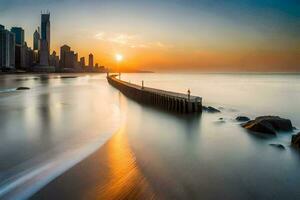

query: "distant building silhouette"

left=0, top=25, right=15, bottom=70
left=50, top=51, right=59, bottom=68
left=89, top=53, right=93, bottom=68
left=59, top=45, right=78, bottom=69
left=60, top=45, right=70, bottom=68
left=80, top=57, right=85, bottom=68
left=11, top=27, right=24, bottom=45
left=33, top=28, right=40, bottom=51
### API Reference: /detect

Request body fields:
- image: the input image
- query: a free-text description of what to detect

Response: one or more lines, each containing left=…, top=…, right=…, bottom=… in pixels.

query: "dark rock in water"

left=219, top=117, right=224, bottom=120
left=203, top=106, right=221, bottom=113
left=269, top=143, right=285, bottom=150
left=291, top=132, right=300, bottom=148
left=236, top=116, right=250, bottom=122
left=242, top=116, right=293, bottom=135
left=60, top=76, right=77, bottom=79
left=16, top=87, right=30, bottom=90
left=243, top=120, right=276, bottom=134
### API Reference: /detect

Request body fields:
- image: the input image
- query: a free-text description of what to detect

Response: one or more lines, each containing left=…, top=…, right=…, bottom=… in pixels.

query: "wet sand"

left=30, top=127, right=155, bottom=200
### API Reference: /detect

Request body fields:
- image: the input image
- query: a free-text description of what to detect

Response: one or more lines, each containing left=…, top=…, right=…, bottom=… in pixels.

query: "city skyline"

left=1, top=0, right=299, bottom=72
left=1, top=11, right=106, bottom=72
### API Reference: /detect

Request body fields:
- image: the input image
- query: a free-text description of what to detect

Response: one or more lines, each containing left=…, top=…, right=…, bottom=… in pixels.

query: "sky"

left=0, top=0, right=300, bottom=72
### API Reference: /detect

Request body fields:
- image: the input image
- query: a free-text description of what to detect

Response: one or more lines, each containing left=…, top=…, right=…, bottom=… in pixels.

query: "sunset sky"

left=1, top=0, right=299, bottom=72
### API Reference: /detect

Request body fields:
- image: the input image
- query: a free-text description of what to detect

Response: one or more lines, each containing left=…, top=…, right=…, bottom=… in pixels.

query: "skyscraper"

left=33, top=29, right=40, bottom=51
left=0, top=25, right=15, bottom=70
left=89, top=53, right=94, bottom=68
left=41, top=12, right=50, bottom=51
left=39, top=12, right=50, bottom=66
left=11, top=27, right=24, bottom=45
left=11, top=27, right=26, bottom=69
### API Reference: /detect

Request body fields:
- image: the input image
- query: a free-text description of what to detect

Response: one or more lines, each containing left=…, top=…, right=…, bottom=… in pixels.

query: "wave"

left=0, top=131, right=114, bottom=200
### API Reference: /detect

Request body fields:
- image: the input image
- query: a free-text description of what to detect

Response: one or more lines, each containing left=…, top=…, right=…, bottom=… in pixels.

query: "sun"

left=115, top=54, right=123, bottom=62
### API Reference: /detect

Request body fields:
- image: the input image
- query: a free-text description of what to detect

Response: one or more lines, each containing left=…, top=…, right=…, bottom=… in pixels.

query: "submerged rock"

left=16, top=87, right=30, bottom=90
left=236, top=116, right=250, bottom=122
left=269, top=143, right=285, bottom=150
left=291, top=132, right=300, bottom=148
left=242, top=116, right=293, bottom=135
left=203, top=106, right=221, bottom=113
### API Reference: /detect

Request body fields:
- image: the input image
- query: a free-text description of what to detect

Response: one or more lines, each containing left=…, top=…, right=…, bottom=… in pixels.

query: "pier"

left=107, top=75, right=202, bottom=114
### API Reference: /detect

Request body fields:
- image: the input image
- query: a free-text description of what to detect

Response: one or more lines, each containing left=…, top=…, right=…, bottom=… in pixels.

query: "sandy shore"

left=29, top=127, right=155, bottom=200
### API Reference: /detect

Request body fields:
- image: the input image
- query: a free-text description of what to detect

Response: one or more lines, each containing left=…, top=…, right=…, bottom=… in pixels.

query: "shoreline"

left=29, top=127, right=155, bottom=200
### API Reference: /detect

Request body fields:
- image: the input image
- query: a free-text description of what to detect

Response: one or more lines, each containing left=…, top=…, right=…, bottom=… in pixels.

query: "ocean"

left=1, top=73, right=300, bottom=199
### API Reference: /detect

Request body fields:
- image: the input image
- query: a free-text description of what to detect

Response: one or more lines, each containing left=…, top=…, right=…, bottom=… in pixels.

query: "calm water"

left=1, top=73, right=300, bottom=199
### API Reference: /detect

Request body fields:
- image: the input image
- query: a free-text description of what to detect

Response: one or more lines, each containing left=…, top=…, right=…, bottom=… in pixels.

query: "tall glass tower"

left=39, top=12, right=50, bottom=66
left=41, top=12, right=50, bottom=51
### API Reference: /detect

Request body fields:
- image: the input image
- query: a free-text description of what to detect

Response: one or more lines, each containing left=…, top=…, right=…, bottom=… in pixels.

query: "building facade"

left=88, top=53, right=93, bottom=68
left=39, top=12, right=50, bottom=66
left=80, top=57, right=85, bottom=68
left=0, top=25, right=15, bottom=70
left=11, top=27, right=24, bottom=45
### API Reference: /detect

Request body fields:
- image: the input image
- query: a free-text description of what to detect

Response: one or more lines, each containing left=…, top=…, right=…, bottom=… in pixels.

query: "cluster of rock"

left=235, top=115, right=300, bottom=150
left=202, top=105, right=300, bottom=150
left=241, top=116, right=293, bottom=135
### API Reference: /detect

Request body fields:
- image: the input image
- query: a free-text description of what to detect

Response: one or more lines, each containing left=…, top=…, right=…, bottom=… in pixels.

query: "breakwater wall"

left=107, top=75, right=202, bottom=114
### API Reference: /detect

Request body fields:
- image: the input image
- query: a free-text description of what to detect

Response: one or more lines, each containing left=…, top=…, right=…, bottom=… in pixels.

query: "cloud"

left=94, top=32, right=173, bottom=50
left=108, top=34, right=137, bottom=45
left=94, top=32, right=149, bottom=48
left=155, top=41, right=173, bottom=49
left=94, top=32, right=105, bottom=40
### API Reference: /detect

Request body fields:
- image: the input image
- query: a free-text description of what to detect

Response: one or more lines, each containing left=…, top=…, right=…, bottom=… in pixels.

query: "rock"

left=242, top=116, right=293, bottom=135
left=242, top=120, right=276, bottom=134
left=269, top=143, right=285, bottom=150
left=219, top=117, right=224, bottom=120
left=203, top=106, right=221, bottom=113
left=236, top=116, right=250, bottom=122
left=16, top=87, right=30, bottom=90
left=60, top=76, right=77, bottom=79
left=291, top=132, right=300, bottom=148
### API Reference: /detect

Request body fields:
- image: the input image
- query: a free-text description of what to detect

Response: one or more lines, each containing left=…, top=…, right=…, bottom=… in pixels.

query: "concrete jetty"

left=107, top=74, right=202, bottom=114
